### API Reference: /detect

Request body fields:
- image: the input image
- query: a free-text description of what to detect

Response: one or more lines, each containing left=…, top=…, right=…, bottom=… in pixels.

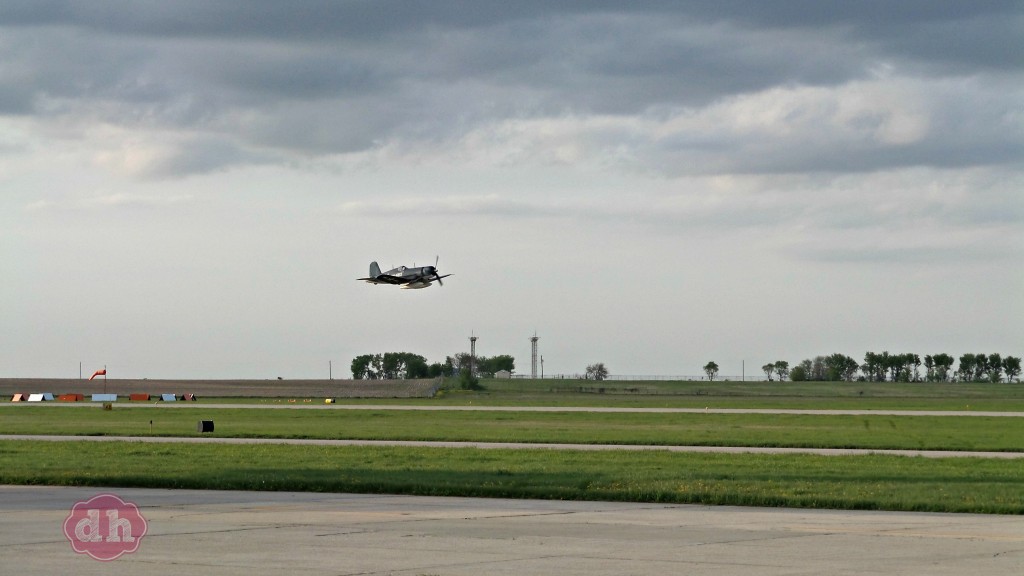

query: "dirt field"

left=0, top=378, right=440, bottom=399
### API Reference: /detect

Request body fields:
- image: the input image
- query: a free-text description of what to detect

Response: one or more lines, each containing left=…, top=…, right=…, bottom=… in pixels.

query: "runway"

left=3, top=485, right=1022, bottom=575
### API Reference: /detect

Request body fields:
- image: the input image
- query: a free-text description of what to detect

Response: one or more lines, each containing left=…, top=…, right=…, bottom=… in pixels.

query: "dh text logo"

left=63, top=493, right=148, bottom=561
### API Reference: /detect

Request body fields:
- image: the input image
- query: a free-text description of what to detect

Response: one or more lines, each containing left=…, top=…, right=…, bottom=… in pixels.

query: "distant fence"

left=0, top=378, right=442, bottom=398
left=511, top=374, right=770, bottom=382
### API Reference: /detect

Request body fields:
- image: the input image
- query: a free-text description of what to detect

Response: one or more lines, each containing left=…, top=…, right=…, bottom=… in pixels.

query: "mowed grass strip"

left=0, top=440, right=1021, bottom=514
left=452, top=380, right=1024, bottom=411
left=185, top=380, right=1024, bottom=410
left=8, top=381, right=1024, bottom=410
left=2, top=406, right=1022, bottom=451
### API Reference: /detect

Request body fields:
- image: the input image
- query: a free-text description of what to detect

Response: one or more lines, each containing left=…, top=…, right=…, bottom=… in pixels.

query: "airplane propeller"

left=433, top=255, right=444, bottom=286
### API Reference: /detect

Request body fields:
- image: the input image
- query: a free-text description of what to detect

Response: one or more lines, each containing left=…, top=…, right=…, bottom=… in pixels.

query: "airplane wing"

left=409, top=272, right=452, bottom=284
left=358, top=274, right=408, bottom=285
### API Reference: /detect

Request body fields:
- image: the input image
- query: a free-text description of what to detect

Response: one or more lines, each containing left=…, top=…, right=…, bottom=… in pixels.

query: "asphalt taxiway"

left=3, top=485, right=1022, bottom=575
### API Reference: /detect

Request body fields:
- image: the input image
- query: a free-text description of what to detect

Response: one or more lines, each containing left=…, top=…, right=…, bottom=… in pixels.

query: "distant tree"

left=477, top=354, right=516, bottom=377
left=762, top=363, right=775, bottom=381
left=923, top=355, right=936, bottom=381
left=881, top=351, right=901, bottom=382
left=790, top=365, right=807, bottom=381
left=448, top=353, right=473, bottom=375
left=844, top=355, right=862, bottom=381
left=972, top=353, right=988, bottom=382
left=432, top=357, right=457, bottom=377
left=823, top=355, right=840, bottom=381
left=867, top=351, right=917, bottom=382
left=797, top=359, right=813, bottom=381
left=810, top=356, right=827, bottom=381
left=861, top=352, right=874, bottom=381
left=932, top=353, right=955, bottom=382
left=490, top=354, right=515, bottom=374
left=955, top=354, right=971, bottom=382
left=447, top=353, right=515, bottom=378
left=703, top=361, right=719, bottom=382
left=586, top=362, right=609, bottom=381
left=351, top=354, right=376, bottom=380
left=824, top=353, right=859, bottom=381
left=907, top=353, right=922, bottom=382
left=862, top=352, right=884, bottom=382
left=987, top=353, right=1004, bottom=383
left=773, top=361, right=789, bottom=382
left=894, top=353, right=910, bottom=382
left=380, top=352, right=406, bottom=379
left=353, top=352, right=429, bottom=379
left=1004, top=356, right=1022, bottom=383
left=474, top=356, right=487, bottom=376
left=957, top=353, right=980, bottom=382
left=458, top=368, right=481, bottom=390
left=404, top=353, right=430, bottom=379
left=369, top=354, right=384, bottom=379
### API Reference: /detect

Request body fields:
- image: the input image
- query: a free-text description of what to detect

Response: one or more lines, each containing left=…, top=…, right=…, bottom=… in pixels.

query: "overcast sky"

left=2, top=1, right=1021, bottom=379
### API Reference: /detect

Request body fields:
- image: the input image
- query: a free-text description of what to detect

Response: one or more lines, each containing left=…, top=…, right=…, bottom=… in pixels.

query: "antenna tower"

left=530, top=333, right=539, bottom=378
left=469, top=332, right=478, bottom=376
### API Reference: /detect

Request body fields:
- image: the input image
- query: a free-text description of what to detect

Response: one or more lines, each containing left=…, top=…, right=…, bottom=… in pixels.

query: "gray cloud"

left=4, top=2, right=1021, bottom=379
left=1, top=2, right=1020, bottom=177
left=791, top=241, right=1021, bottom=266
left=133, top=137, right=274, bottom=179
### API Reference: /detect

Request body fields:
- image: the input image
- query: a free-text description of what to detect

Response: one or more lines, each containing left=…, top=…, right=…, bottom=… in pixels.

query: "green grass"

left=1, top=440, right=1021, bottom=514
left=7, top=380, right=1023, bottom=409
left=336, top=379, right=1024, bottom=410
left=443, top=379, right=1024, bottom=410
left=4, top=382, right=1021, bottom=514
left=2, top=405, right=1022, bottom=452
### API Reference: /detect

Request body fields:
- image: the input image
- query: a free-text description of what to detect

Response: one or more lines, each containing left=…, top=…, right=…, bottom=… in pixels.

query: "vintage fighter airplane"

left=358, top=257, right=451, bottom=289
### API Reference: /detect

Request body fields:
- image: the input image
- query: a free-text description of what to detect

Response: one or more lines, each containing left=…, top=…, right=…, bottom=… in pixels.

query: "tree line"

left=350, top=352, right=515, bottom=380
left=753, top=352, right=1021, bottom=383
left=350, top=350, right=1020, bottom=383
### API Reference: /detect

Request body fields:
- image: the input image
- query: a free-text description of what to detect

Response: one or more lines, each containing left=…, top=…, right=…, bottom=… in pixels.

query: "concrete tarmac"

left=3, top=485, right=1022, bottom=575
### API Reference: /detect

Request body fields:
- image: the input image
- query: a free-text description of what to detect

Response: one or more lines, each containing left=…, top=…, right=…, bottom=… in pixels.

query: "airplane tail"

left=369, top=261, right=382, bottom=277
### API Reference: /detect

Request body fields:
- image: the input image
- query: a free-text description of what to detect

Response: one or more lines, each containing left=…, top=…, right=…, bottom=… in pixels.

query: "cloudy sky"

left=2, top=1, right=1021, bottom=379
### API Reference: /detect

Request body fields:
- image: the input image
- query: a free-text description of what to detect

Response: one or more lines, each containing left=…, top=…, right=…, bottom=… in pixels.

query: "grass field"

left=6, top=379, right=1024, bottom=410
left=2, top=380, right=1022, bottom=514
left=324, top=379, right=1024, bottom=410
left=431, top=379, right=1024, bottom=410
left=2, top=405, right=1023, bottom=452
left=1, top=441, right=1021, bottom=514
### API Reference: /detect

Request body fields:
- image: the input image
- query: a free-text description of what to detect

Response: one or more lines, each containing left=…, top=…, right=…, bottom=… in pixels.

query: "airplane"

left=358, top=257, right=451, bottom=289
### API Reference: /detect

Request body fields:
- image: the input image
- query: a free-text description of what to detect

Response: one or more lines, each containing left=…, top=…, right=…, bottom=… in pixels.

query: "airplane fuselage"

left=359, top=260, right=450, bottom=288
left=384, top=265, right=437, bottom=279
